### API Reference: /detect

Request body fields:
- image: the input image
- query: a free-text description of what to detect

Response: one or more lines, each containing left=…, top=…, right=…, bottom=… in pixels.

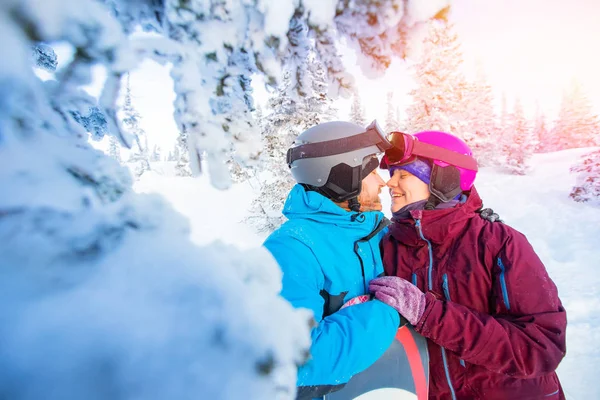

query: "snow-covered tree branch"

left=0, top=0, right=453, bottom=398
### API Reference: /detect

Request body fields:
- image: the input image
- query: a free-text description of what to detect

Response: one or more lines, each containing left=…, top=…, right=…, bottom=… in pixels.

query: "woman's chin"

left=391, top=199, right=407, bottom=213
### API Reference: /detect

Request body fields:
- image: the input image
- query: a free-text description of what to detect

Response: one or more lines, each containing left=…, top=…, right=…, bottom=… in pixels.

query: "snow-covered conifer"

left=247, top=19, right=337, bottom=233
left=464, top=68, right=497, bottom=166
left=349, top=92, right=367, bottom=127
left=170, top=145, right=179, bottom=162
left=570, top=149, right=600, bottom=205
left=151, top=144, right=161, bottom=162
left=108, top=135, right=122, bottom=162
left=123, top=74, right=151, bottom=178
left=385, top=91, right=398, bottom=132
left=533, top=104, right=551, bottom=153
left=496, top=93, right=511, bottom=164
left=405, top=21, right=470, bottom=139
left=506, top=98, right=534, bottom=175
left=499, top=93, right=508, bottom=129
left=552, top=80, right=600, bottom=150
left=396, top=105, right=405, bottom=131
left=175, top=126, right=192, bottom=177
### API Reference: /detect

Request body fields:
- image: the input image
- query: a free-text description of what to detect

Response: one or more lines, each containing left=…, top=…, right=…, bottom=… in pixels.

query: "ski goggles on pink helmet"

left=381, top=131, right=478, bottom=171
left=380, top=131, right=478, bottom=188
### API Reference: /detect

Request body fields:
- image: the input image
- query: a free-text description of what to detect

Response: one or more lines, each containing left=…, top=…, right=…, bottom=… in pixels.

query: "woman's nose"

left=386, top=175, right=397, bottom=188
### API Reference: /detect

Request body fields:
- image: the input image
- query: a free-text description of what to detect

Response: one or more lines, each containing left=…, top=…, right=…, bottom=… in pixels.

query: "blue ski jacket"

left=264, top=185, right=400, bottom=399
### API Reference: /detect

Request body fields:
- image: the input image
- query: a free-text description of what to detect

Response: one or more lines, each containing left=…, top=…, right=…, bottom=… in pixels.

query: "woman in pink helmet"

left=370, top=131, right=567, bottom=399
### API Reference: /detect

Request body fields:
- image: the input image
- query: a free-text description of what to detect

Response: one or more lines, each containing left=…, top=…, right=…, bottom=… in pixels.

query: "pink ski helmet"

left=412, top=131, right=477, bottom=191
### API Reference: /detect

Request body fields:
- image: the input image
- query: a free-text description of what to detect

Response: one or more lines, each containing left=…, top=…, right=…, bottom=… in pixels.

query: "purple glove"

left=369, top=276, right=427, bottom=326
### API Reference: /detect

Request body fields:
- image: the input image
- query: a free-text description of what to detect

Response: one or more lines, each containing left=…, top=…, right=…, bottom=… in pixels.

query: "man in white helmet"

left=263, top=121, right=401, bottom=400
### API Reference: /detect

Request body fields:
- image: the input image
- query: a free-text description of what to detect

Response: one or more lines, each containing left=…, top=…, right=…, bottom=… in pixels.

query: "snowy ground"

left=135, top=171, right=264, bottom=249
left=135, top=148, right=600, bottom=400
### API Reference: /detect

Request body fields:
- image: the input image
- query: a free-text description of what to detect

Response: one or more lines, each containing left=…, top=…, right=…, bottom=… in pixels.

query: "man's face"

left=358, top=170, right=386, bottom=211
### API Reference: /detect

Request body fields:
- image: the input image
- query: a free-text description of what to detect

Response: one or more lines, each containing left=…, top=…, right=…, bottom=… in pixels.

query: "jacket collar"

left=283, top=184, right=386, bottom=241
left=388, top=186, right=484, bottom=246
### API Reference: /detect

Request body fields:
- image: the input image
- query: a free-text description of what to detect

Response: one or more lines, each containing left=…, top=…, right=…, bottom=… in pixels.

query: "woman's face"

left=387, top=168, right=431, bottom=212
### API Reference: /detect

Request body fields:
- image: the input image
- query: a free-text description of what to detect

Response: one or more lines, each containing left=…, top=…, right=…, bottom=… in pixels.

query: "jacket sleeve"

left=415, top=231, right=566, bottom=378
left=264, top=235, right=400, bottom=392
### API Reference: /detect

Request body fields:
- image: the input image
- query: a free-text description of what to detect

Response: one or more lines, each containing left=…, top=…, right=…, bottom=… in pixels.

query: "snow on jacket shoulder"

left=264, top=185, right=399, bottom=399
left=382, top=187, right=567, bottom=400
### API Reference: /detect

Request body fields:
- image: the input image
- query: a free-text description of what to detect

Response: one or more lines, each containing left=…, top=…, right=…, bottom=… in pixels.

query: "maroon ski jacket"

left=381, top=187, right=567, bottom=400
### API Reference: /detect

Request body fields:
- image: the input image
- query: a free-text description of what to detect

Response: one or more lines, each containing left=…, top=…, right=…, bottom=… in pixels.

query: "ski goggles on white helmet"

left=286, top=120, right=392, bottom=167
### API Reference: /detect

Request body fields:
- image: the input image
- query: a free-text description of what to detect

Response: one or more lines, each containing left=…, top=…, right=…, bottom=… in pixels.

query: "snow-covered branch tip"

left=32, top=43, right=58, bottom=72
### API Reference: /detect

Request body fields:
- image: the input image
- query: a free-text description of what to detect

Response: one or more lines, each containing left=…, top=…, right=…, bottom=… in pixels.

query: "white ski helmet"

left=286, top=120, right=391, bottom=207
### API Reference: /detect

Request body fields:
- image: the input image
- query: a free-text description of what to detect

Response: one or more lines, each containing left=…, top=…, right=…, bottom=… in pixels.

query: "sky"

left=47, top=0, right=600, bottom=153
left=340, top=0, right=600, bottom=125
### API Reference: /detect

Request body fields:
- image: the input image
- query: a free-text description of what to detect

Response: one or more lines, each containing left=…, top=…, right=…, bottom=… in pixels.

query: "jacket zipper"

left=354, top=216, right=391, bottom=294
left=417, top=219, right=458, bottom=400
left=442, top=274, right=451, bottom=299
left=497, top=258, right=511, bottom=310
left=415, top=219, right=434, bottom=291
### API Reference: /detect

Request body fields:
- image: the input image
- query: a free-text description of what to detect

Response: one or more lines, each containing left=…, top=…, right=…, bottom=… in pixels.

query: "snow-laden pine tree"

left=174, top=126, right=192, bottom=177
left=405, top=20, right=470, bottom=138
left=229, top=106, right=263, bottom=183
left=396, top=105, right=405, bottom=131
left=151, top=144, right=161, bottom=162
left=496, top=93, right=511, bottom=165
left=0, top=0, right=452, bottom=398
left=247, top=19, right=337, bottom=233
left=122, top=74, right=151, bottom=178
left=349, top=91, right=367, bottom=127
left=108, top=135, right=122, bottom=163
left=570, top=149, right=600, bottom=205
left=499, top=93, right=508, bottom=129
left=552, top=80, right=600, bottom=150
left=464, top=68, right=497, bottom=166
left=533, top=104, right=551, bottom=153
left=506, top=98, right=535, bottom=175
left=170, top=145, right=179, bottom=162
left=385, top=91, right=399, bottom=132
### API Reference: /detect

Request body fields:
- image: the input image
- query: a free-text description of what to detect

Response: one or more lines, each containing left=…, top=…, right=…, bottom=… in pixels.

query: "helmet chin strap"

left=348, top=197, right=361, bottom=212
left=424, top=195, right=441, bottom=210
left=301, top=184, right=362, bottom=213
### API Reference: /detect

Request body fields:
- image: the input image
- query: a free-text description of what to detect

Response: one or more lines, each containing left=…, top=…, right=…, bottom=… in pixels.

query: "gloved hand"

left=369, top=276, right=426, bottom=326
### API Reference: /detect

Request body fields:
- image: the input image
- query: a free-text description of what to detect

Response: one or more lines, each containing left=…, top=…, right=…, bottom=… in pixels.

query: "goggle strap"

left=412, top=141, right=478, bottom=172
left=287, top=129, right=389, bottom=165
